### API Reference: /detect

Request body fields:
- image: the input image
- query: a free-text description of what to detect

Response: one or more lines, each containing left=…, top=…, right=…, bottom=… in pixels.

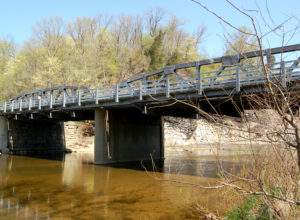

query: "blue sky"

left=0, top=0, right=299, bottom=57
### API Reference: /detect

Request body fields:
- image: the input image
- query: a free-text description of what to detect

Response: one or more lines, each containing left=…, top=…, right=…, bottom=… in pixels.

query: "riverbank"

left=64, top=109, right=287, bottom=155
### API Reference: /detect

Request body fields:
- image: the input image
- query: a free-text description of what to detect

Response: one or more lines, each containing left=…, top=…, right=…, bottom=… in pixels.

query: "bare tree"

left=32, top=17, right=66, bottom=57
left=191, top=0, right=300, bottom=218
left=145, top=8, right=166, bottom=37
left=142, top=1, right=300, bottom=219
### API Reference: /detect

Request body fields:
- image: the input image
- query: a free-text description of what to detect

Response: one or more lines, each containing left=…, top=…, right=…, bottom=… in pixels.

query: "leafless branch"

left=190, top=0, right=255, bottom=36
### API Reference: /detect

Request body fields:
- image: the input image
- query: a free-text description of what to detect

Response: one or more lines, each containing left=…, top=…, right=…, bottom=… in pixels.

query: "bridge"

left=0, top=44, right=299, bottom=164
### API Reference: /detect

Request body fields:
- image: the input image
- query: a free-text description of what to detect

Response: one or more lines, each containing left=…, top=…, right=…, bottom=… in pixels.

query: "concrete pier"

left=7, top=119, right=66, bottom=155
left=0, top=117, right=8, bottom=154
left=1, top=108, right=164, bottom=164
left=94, top=109, right=109, bottom=164
left=94, top=109, right=164, bottom=164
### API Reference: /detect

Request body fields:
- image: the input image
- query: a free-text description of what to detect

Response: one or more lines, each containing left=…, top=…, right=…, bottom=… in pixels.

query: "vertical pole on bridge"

left=50, top=91, right=53, bottom=109
left=95, top=88, right=99, bottom=104
left=131, top=87, right=134, bottom=97
left=72, top=89, right=76, bottom=103
left=115, top=85, right=119, bottom=102
left=166, top=78, right=170, bottom=98
left=19, top=99, right=22, bottom=111
left=38, top=96, right=42, bottom=109
left=196, top=63, right=202, bottom=95
left=139, top=82, right=143, bottom=100
left=281, top=61, right=286, bottom=88
left=3, top=102, right=6, bottom=113
left=11, top=101, right=14, bottom=112
left=266, top=50, right=272, bottom=70
left=78, top=90, right=81, bottom=106
left=63, top=89, right=66, bottom=108
left=236, top=66, right=241, bottom=92
left=29, top=96, right=32, bottom=110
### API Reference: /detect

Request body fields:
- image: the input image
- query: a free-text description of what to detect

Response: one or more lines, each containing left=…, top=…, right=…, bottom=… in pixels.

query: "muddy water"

left=0, top=152, right=243, bottom=219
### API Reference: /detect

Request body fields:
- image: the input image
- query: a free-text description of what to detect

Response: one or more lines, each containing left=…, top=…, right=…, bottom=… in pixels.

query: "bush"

left=225, top=196, right=275, bottom=220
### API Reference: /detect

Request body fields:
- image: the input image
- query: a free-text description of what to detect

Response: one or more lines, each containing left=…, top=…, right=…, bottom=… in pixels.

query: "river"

left=0, top=152, right=245, bottom=219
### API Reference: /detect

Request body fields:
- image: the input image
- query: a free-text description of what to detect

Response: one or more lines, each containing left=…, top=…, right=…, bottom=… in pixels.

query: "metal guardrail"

left=0, top=45, right=299, bottom=114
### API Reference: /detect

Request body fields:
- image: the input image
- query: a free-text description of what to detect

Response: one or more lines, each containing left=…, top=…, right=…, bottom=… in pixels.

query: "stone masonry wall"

left=64, top=121, right=94, bottom=152
left=64, top=110, right=289, bottom=156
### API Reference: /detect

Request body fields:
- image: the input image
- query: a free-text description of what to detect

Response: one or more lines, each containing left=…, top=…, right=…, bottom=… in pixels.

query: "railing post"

left=266, top=52, right=271, bottom=69
left=3, top=102, right=6, bottom=113
left=72, top=89, right=76, bottom=103
left=95, top=88, right=99, bottom=104
left=139, top=81, right=143, bottom=100
left=166, top=78, right=170, bottom=98
left=42, top=92, right=46, bottom=107
left=19, top=99, right=22, bottom=111
left=38, top=96, right=41, bottom=109
left=63, top=90, right=66, bottom=107
left=196, top=64, right=202, bottom=95
left=131, top=87, right=134, bottom=97
left=24, top=95, right=28, bottom=109
left=154, top=84, right=157, bottom=95
left=50, top=92, right=53, bottom=109
left=78, top=90, right=81, bottom=106
left=236, top=66, right=240, bottom=92
left=29, top=96, right=32, bottom=110
left=11, top=101, right=14, bottom=112
left=115, top=85, right=119, bottom=102
left=180, top=81, right=183, bottom=92
left=281, top=61, right=286, bottom=87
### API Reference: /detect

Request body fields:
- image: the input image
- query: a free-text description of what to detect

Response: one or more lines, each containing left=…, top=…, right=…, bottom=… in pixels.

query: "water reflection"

left=0, top=152, right=242, bottom=219
left=164, top=155, right=249, bottom=178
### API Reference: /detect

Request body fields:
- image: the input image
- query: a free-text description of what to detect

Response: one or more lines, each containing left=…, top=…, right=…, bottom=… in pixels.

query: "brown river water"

left=0, top=152, right=246, bottom=219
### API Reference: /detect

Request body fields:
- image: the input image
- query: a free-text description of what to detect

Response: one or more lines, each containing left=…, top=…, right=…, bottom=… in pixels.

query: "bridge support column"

left=94, top=109, right=164, bottom=165
left=7, top=119, right=66, bottom=155
left=0, top=117, right=9, bottom=154
left=94, top=109, right=109, bottom=164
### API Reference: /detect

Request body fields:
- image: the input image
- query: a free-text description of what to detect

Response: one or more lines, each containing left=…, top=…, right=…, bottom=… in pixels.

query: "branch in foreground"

left=221, top=182, right=300, bottom=206
left=190, top=0, right=255, bottom=36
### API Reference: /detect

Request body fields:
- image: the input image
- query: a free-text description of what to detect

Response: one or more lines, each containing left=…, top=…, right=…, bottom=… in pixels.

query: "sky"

left=0, top=0, right=299, bottom=57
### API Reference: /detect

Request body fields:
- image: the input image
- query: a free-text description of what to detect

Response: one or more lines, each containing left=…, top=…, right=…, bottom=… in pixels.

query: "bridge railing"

left=0, top=56, right=299, bottom=114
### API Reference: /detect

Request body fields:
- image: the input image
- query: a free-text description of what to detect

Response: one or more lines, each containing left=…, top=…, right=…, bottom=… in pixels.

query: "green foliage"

left=145, top=29, right=166, bottom=71
left=0, top=39, right=15, bottom=75
left=225, top=196, right=275, bottom=220
left=0, top=9, right=208, bottom=101
left=166, top=49, right=180, bottom=65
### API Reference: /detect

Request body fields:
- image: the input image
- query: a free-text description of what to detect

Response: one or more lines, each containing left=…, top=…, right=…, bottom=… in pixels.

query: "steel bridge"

left=0, top=44, right=300, bottom=119
left=0, top=44, right=299, bottom=164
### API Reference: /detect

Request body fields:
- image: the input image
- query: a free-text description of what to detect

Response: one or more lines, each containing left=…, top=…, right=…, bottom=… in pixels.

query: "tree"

left=145, top=8, right=166, bottom=37
left=31, top=17, right=66, bottom=57
left=0, top=38, right=15, bottom=75
left=0, top=9, right=204, bottom=100
left=144, top=1, right=300, bottom=219
left=67, top=16, right=100, bottom=54
left=145, top=29, right=166, bottom=71
left=224, top=26, right=258, bottom=56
